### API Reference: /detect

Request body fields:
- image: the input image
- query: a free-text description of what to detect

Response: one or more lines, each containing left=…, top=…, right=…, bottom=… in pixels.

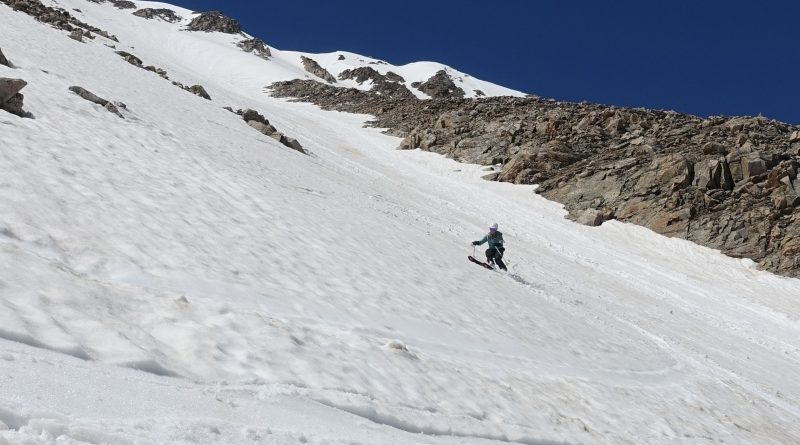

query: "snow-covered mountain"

left=1, top=1, right=800, bottom=444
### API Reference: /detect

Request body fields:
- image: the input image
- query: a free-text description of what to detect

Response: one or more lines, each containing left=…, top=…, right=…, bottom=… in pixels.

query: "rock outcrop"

left=411, top=70, right=465, bottom=99
left=237, top=38, right=271, bottom=59
left=186, top=11, right=241, bottom=33
left=68, top=85, right=124, bottom=118
left=337, top=66, right=414, bottom=99
left=115, top=51, right=143, bottom=67
left=111, top=0, right=135, bottom=9
left=1, top=0, right=119, bottom=41
left=269, top=79, right=800, bottom=277
left=300, top=56, right=336, bottom=83
left=132, top=8, right=181, bottom=22
left=186, top=84, right=210, bottom=100
left=0, top=77, right=27, bottom=116
left=115, top=51, right=171, bottom=80
left=233, top=108, right=306, bottom=154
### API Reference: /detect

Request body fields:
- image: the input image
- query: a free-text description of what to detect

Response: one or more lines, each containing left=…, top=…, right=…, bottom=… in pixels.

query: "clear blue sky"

left=171, top=0, right=799, bottom=124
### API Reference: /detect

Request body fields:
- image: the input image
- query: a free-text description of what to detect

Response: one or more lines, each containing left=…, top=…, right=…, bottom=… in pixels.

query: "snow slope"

left=1, top=1, right=800, bottom=444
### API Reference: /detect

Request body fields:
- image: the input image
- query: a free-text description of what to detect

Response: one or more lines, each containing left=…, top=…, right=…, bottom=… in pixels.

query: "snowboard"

left=468, top=256, right=494, bottom=270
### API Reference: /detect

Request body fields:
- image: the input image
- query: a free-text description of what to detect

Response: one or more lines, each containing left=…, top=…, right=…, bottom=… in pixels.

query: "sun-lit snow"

left=1, top=0, right=800, bottom=444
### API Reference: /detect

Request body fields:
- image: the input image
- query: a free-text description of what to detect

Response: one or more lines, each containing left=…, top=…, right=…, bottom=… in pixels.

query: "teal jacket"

left=475, top=231, right=504, bottom=248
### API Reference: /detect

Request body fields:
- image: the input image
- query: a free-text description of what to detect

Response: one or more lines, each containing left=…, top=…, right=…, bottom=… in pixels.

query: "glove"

left=471, top=241, right=479, bottom=245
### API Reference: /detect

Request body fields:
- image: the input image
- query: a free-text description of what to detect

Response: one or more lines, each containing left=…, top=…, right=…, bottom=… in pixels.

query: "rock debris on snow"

left=68, top=85, right=124, bottom=118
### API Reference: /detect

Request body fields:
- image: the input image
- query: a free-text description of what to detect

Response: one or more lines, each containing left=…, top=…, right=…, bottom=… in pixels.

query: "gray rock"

left=186, top=11, right=241, bottom=33
left=240, top=109, right=267, bottom=125
left=413, top=70, right=465, bottom=99
left=186, top=84, right=211, bottom=100
left=115, top=51, right=142, bottom=67
left=385, top=71, right=405, bottom=83
left=69, top=29, right=84, bottom=42
left=300, top=56, right=336, bottom=83
left=112, top=0, right=136, bottom=9
left=0, top=48, right=10, bottom=67
left=248, top=120, right=277, bottom=135
left=283, top=137, right=305, bottom=153
left=741, top=153, right=767, bottom=180
left=337, top=54, right=345, bottom=60
left=68, top=85, right=123, bottom=118
left=576, top=208, right=605, bottom=226
left=339, top=66, right=386, bottom=84
left=237, top=38, right=271, bottom=59
left=132, top=8, right=181, bottom=22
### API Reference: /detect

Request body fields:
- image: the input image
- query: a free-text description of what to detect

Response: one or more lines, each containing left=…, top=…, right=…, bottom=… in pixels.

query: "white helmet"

left=489, top=223, right=498, bottom=231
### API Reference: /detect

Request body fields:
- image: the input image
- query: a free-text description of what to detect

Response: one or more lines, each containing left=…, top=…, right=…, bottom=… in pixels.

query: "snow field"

left=1, top=1, right=800, bottom=444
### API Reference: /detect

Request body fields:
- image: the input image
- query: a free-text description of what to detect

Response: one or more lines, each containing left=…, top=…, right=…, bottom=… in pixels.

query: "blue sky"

left=171, top=1, right=799, bottom=124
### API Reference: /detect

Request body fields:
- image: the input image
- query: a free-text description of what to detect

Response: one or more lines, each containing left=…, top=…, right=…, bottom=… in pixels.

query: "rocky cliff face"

left=270, top=79, right=800, bottom=277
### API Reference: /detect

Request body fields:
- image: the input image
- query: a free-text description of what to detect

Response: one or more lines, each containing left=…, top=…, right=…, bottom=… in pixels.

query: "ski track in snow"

left=2, top=1, right=800, bottom=444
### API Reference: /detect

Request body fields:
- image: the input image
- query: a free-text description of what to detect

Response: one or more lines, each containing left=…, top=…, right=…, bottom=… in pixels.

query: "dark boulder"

left=186, top=11, right=241, bottom=33
left=0, top=78, right=28, bottom=116
left=112, top=1, right=136, bottom=9
left=237, top=38, right=271, bottom=59
left=413, top=70, right=465, bottom=99
left=186, top=84, right=211, bottom=100
left=132, top=8, right=182, bottom=22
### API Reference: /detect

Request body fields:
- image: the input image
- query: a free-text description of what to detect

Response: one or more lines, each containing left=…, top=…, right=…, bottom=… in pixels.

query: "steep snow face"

left=2, top=1, right=800, bottom=444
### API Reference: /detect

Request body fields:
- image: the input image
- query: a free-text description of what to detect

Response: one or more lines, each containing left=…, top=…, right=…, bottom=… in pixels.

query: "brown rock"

left=741, top=154, right=767, bottom=180
left=576, top=208, right=605, bottom=226
left=0, top=78, right=27, bottom=104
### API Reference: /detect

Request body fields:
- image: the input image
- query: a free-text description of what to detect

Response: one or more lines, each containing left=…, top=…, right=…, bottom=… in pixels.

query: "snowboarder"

left=472, top=223, right=507, bottom=270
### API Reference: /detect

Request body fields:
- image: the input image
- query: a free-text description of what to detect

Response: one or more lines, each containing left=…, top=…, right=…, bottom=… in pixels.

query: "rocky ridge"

left=269, top=79, right=800, bottom=277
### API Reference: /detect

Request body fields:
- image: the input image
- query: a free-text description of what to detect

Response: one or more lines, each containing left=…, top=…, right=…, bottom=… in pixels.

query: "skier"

left=472, top=223, right=507, bottom=270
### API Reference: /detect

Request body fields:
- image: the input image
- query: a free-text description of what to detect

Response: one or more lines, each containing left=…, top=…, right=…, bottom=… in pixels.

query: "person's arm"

left=473, top=235, right=488, bottom=245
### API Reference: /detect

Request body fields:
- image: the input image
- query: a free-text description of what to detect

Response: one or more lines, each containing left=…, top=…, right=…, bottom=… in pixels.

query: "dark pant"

left=486, top=247, right=506, bottom=270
